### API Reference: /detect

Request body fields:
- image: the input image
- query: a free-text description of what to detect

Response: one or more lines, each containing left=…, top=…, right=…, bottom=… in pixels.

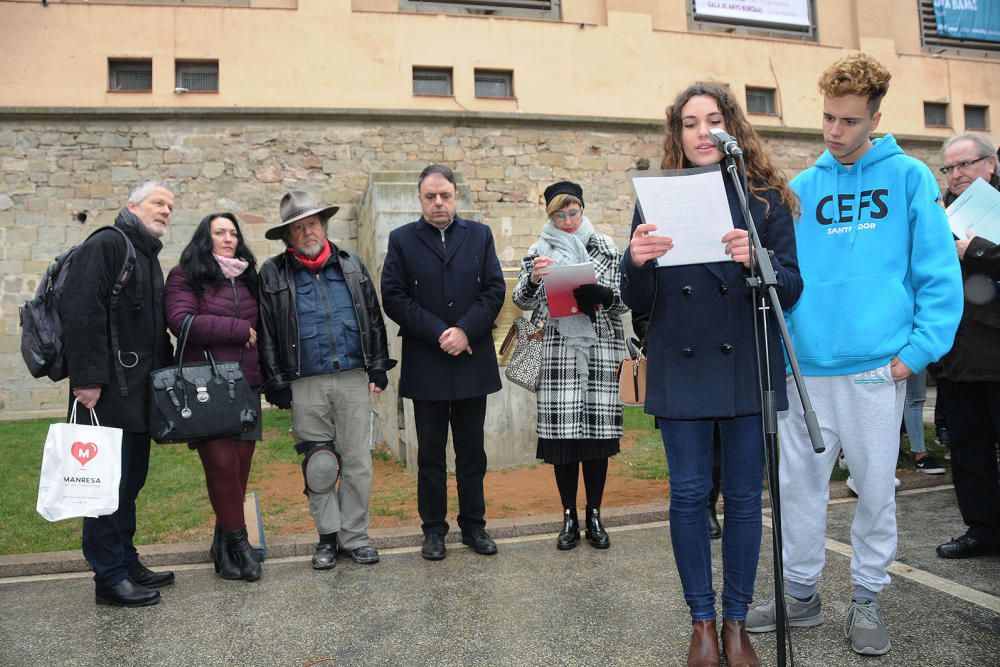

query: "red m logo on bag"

left=71, top=441, right=98, bottom=466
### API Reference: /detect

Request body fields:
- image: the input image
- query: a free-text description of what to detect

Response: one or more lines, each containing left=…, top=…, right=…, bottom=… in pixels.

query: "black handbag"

left=149, top=314, right=258, bottom=444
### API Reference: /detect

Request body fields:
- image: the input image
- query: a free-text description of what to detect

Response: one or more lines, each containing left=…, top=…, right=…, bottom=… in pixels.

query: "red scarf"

left=288, top=240, right=331, bottom=271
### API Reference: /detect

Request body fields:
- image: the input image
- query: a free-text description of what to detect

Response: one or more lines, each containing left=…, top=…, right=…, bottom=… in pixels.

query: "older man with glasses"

left=932, top=131, right=1000, bottom=559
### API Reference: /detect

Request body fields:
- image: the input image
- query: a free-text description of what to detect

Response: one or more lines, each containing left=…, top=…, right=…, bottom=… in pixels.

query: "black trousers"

left=937, top=379, right=1000, bottom=546
left=82, top=430, right=151, bottom=586
left=412, top=396, right=488, bottom=536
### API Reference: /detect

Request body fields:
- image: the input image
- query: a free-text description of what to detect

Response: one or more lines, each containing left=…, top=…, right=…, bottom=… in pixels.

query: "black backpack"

left=19, top=226, right=136, bottom=392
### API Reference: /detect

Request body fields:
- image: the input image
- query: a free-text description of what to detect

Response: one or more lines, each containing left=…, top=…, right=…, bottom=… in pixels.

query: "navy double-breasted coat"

left=381, top=216, right=506, bottom=401
left=620, top=175, right=803, bottom=420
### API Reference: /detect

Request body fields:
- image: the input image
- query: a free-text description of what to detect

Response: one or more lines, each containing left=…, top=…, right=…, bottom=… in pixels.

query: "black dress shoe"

left=462, top=529, right=498, bottom=555
left=557, top=509, right=580, bottom=551
left=340, top=545, right=380, bottom=564
left=708, top=506, right=722, bottom=540
left=421, top=533, right=447, bottom=561
left=128, top=563, right=175, bottom=589
left=937, top=534, right=998, bottom=559
left=312, top=542, right=337, bottom=570
left=95, top=579, right=161, bottom=607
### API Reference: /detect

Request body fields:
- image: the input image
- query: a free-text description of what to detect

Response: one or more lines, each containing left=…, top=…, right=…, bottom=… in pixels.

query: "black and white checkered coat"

left=513, top=233, right=628, bottom=440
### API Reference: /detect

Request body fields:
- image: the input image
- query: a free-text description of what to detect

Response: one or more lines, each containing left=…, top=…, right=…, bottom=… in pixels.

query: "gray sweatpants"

left=777, top=362, right=905, bottom=595
left=291, top=368, right=373, bottom=550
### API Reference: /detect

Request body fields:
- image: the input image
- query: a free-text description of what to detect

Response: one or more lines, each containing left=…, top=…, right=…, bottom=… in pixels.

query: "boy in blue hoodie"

left=745, top=53, right=963, bottom=656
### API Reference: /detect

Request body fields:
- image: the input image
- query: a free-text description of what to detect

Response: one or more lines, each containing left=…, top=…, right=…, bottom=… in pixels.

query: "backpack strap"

left=88, top=226, right=137, bottom=397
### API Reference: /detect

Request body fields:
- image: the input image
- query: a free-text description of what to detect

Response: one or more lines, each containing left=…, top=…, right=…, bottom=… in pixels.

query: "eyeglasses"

left=939, top=155, right=991, bottom=175
left=552, top=208, right=582, bottom=221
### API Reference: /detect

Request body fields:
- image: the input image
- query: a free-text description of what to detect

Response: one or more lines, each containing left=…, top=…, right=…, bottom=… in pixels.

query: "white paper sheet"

left=946, top=177, right=1000, bottom=244
left=630, top=167, right=734, bottom=267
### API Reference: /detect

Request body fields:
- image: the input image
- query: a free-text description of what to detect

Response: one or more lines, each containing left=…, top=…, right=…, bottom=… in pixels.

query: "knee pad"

left=298, top=441, right=340, bottom=495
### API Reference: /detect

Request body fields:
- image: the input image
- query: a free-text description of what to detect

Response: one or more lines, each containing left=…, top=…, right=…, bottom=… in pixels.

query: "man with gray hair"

left=932, top=132, right=1000, bottom=559
left=61, top=180, right=176, bottom=606
left=257, top=191, right=394, bottom=570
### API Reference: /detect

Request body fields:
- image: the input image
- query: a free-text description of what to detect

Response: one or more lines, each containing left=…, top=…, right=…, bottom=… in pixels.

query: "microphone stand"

left=722, top=153, right=826, bottom=667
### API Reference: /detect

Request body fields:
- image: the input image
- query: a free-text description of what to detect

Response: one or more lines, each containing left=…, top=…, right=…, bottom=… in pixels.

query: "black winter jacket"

left=936, top=175, right=1000, bottom=381
left=61, top=209, right=173, bottom=432
left=257, top=243, right=395, bottom=395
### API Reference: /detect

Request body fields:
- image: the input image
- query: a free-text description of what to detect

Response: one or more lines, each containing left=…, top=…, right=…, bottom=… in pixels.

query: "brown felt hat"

left=265, top=191, right=340, bottom=240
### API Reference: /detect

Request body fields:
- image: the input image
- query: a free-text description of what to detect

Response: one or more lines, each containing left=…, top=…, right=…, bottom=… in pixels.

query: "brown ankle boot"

left=722, top=619, right=759, bottom=667
left=687, top=619, right=720, bottom=667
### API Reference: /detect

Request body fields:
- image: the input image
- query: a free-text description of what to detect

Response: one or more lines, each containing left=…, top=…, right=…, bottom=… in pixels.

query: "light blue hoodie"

left=787, top=134, right=963, bottom=376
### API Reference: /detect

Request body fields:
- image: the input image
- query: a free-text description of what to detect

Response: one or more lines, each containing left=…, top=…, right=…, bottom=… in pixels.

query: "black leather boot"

left=707, top=504, right=722, bottom=540
left=557, top=508, right=580, bottom=551
left=224, top=527, right=262, bottom=582
left=585, top=506, right=610, bottom=549
left=212, top=526, right=241, bottom=580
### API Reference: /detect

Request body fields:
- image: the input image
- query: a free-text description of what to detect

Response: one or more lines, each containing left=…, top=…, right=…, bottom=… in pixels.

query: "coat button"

left=719, top=283, right=729, bottom=295
left=682, top=286, right=694, bottom=296
left=720, top=343, right=733, bottom=354
left=682, top=347, right=694, bottom=357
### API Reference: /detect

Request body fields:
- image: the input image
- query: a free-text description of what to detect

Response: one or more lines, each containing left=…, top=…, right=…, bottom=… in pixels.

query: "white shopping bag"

left=36, top=401, right=122, bottom=522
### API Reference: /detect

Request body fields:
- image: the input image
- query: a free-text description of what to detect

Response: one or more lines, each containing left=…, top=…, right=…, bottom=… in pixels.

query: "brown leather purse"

left=617, top=338, right=646, bottom=406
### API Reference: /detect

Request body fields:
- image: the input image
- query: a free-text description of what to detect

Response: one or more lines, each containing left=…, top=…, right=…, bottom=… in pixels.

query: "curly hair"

left=818, top=53, right=892, bottom=115
left=660, top=82, right=800, bottom=217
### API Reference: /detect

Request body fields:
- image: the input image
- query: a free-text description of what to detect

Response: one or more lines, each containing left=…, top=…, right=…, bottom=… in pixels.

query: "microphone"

left=709, top=128, right=743, bottom=157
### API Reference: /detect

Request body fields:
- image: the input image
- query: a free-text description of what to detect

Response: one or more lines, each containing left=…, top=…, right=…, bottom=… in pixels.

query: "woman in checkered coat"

left=512, top=181, right=628, bottom=551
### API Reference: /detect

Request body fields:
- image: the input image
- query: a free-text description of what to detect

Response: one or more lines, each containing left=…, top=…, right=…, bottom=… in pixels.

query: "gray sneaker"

left=745, top=593, right=824, bottom=633
left=844, top=599, right=891, bottom=655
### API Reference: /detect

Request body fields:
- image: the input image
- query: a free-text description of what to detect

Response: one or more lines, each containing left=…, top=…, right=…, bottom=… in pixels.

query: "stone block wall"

left=0, top=110, right=947, bottom=420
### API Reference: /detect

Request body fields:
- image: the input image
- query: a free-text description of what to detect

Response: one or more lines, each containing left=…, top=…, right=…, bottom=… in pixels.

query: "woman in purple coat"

left=164, top=212, right=263, bottom=582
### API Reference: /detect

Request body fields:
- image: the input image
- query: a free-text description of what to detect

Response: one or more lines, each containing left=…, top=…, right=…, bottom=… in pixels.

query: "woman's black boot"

left=224, top=527, right=262, bottom=582
left=557, top=508, right=580, bottom=550
left=212, top=526, right=241, bottom=580
left=585, top=506, right=610, bottom=549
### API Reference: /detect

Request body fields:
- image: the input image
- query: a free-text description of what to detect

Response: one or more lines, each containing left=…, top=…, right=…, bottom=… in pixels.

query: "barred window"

left=746, top=87, right=777, bottom=115
left=924, top=102, right=950, bottom=128
left=413, top=67, right=453, bottom=96
left=108, top=59, right=152, bottom=92
left=475, top=70, right=514, bottom=98
left=964, top=105, right=989, bottom=131
left=176, top=61, right=219, bottom=93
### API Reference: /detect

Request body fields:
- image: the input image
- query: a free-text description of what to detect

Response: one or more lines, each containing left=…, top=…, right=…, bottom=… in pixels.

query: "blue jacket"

left=381, top=216, right=506, bottom=401
left=621, top=175, right=802, bottom=420
left=787, top=135, right=963, bottom=376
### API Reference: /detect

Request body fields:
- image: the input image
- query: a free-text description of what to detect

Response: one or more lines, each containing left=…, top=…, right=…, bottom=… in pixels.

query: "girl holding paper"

left=512, top=181, right=629, bottom=551
left=620, top=82, right=802, bottom=667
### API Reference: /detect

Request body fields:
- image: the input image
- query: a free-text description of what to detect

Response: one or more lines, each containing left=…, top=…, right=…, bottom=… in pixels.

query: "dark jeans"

left=82, top=430, right=150, bottom=587
left=937, top=379, right=1000, bottom=546
left=658, top=415, right=764, bottom=621
left=412, top=396, right=488, bottom=537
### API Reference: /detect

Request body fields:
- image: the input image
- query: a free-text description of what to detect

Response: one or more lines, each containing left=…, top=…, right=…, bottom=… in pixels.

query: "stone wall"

left=0, top=110, right=948, bottom=420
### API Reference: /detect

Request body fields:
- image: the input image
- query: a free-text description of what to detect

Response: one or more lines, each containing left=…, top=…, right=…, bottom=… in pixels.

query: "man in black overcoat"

left=381, top=164, right=506, bottom=560
left=61, top=180, right=176, bottom=606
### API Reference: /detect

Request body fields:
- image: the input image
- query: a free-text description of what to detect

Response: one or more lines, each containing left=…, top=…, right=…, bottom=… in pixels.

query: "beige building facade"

left=1, top=0, right=998, bottom=421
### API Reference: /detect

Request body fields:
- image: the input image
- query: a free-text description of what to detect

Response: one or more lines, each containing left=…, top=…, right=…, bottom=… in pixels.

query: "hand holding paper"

left=630, top=223, right=674, bottom=266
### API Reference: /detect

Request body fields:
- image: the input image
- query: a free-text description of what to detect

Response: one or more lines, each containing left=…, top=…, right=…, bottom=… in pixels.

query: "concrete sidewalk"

left=1, top=482, right=997, bottom=666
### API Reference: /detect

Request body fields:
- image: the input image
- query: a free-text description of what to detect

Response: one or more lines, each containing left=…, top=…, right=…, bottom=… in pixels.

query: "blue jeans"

left=659, top=416, right=764, bottom=621
left=903, top=370, right=927, bottom=454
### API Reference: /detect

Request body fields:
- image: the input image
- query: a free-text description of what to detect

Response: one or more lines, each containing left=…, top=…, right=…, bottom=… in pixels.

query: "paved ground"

left=1, top=485, right=997, bottom=666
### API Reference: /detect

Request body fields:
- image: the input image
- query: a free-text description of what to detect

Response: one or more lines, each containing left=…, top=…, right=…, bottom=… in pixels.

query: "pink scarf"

left=214, top=254, right=249, bottom=280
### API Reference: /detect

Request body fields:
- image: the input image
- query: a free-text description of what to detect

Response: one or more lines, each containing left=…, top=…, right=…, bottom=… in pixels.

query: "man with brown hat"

left=258, top=191, right=395, bottom=569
